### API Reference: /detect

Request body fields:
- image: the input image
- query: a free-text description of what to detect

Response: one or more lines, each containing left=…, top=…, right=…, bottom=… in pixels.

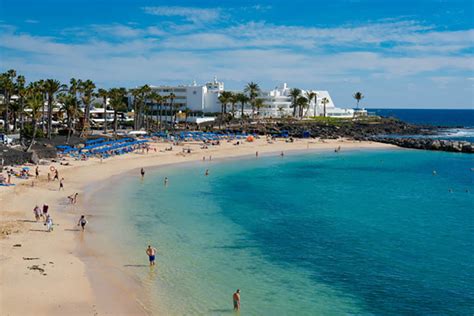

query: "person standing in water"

left=233, top=289, right=241, bottom=311
left=164, top=177, right=169, bottom=186
left=205, top=169, right=209, bottom=176
left=141, top=168, right=145, bottom=178
left=146, top=245, right=157, bottom=266
left=77, top=215, right=88, bottom=231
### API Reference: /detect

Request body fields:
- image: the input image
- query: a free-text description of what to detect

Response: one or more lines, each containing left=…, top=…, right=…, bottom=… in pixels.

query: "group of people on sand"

left=32, top=198, right=87, bottom=232
left=33, top=204, right=54, bottom=232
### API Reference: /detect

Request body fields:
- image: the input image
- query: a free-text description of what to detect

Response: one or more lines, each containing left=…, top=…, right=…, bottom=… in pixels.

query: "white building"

left=142, top=77, right=224, bottom=114
left=254, top=83, right=355, bottom=118
left=130, top=79, right=355, bottom=119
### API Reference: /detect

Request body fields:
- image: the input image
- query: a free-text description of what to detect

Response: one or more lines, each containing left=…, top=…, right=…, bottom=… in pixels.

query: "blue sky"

left=0, top=0, right=473, bottom=108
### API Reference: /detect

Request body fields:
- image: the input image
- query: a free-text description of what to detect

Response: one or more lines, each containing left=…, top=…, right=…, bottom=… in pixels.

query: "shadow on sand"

left=123, top=264, right=149, bottom=268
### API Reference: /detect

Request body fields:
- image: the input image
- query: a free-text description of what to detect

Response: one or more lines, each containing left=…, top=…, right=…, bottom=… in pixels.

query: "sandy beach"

left=0, top=138, right=395, bottom=315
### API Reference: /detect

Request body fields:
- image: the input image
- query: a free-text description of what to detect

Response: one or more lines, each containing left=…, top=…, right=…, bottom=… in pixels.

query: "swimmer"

left=432, top=170, right=437, bottom=175
left=205, top=169, right=209, bottom=176
left=280, top=151, right=284, bottom=157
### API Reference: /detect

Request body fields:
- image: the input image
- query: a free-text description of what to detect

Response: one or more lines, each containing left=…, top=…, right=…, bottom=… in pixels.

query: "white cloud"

left=142, top=6, right=221, bottom=24
left=1, top=17, right=473, bottom=108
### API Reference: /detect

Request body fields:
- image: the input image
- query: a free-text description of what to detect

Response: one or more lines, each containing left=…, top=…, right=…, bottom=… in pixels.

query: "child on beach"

left=44, top=215, right=53, bottom=232
left=77, top=215, right=88, bottom=231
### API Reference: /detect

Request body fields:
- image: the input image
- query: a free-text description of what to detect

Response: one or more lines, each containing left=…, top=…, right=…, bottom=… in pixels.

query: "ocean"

left=91, top=149, right=474, bottom=315
left=370, top=108, right=474, bottom=142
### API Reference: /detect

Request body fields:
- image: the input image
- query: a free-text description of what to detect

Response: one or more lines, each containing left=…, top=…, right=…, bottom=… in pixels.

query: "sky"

left=0, top=0, right=473, bottom=109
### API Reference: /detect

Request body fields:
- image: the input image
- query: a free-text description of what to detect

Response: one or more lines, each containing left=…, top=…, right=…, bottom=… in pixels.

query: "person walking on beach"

left=59, top=178, right=64, bottom=191
left=35, top=166, right=39, bottom=179
left=233, top=289, right=241, bottom=311
left=141, top=168, right=145, bottom=178
left=53, top=169, right=59, bottom=181
left=77, top=215, right=88, bottom=231
left=146, top=245, right=157, bottom=266
left=33, top=205, right=41, bottom=221
left=42, top=204, right=49, bottom=220
left=47, top=172, right=51, bottom=182
left=45, top=215, right=53, bottom=232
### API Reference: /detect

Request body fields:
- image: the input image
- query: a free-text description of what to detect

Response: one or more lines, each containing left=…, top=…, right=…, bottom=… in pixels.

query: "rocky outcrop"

left=371, top=137, right=474, bottom=153
left=228, top=118, right=435, bottom=139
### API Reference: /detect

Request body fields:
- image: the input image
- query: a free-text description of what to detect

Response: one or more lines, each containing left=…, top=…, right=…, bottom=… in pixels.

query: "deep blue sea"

left=370, top=109, right=474, bottom=142
left=93, top=149, right=474, bottom=315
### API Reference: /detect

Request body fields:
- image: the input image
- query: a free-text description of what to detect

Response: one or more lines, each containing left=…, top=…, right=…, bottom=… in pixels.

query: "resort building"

left=254, top=83, right=355, bottom=118
left=139, top=77, right=224, bottom=114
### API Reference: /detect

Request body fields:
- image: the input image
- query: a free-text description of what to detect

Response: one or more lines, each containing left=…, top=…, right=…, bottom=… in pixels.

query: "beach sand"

left=0, top=138, right=395, bottom=315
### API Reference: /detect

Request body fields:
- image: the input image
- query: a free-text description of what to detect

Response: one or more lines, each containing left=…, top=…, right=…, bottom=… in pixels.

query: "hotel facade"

left=131, top=78, right=357, bottom=119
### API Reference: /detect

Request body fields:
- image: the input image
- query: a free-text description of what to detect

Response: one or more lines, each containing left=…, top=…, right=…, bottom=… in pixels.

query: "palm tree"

left=159, top=94, right=167, bottom=130
left=43, top=79, right=65, bottom=139
left=229, top=92, right=238, bottom=118
left=147, top=92, right=161, bottom=130
left=255, top=98, right=266, bottom=118
left=108, top=88, right=127, bottom=136
left=244, top=82, right=260, bottom=119
left=139, top=85, right=151, bottom=129
left=97, top=88, right=109, bottom=134
left=9, top=100, right=21, bottom=131
left=78, top=79, right=96, bottom=134
left=25, top=85, right=44, bottom=151
left=57, top=93, right=79, bottom=143
left=289, top=88, right=301, bottom=118
left=182, top=107, right=191, bottom=125
left=220, top=91, right=233, bottom=115
left=130, top=88, right=141, bottom=130
left=235, top=93, right=249, bottom=121
left=218, top=92, right=230, bottom=129
left=168, top=93, right=176, bottom=128
left=353, top=92, right=364, bottom=109
left=321, top=97, right=330, bottom=117
left=305, top=91, right=316, bottom=118
left=0, top=69, right=16, bottom=133
left=297, top=96, right=308, bottom=119
left=16, top=75, right=26, bottom=136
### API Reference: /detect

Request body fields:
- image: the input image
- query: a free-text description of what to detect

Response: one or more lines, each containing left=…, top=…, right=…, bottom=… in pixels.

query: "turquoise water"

left=92, top=149, right=474, bottom=315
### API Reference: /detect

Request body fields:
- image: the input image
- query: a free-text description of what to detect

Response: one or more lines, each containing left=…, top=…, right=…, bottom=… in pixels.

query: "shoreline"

left=0, top=138, right=396, bottom=315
